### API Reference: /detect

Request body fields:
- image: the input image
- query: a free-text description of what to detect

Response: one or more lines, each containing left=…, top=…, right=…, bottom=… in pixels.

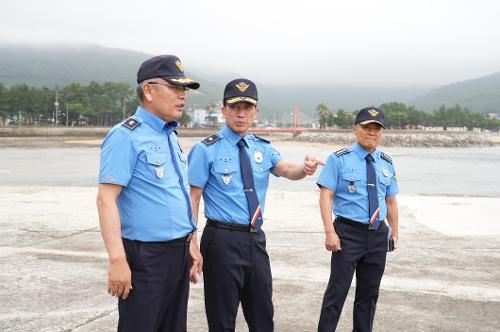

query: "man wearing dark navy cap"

left=189, top=78, right=324, bottom=331
left=97, top=54, right=202, bottom=332
left=317, top=106, right=399, bottom=332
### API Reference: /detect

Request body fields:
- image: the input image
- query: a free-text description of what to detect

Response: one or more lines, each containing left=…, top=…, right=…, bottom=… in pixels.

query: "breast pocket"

left=341, top=171, right=362, bottom=194
left=252, top=160, right=273, bottom=188
left=213, top=162, right=239, bottom=189
left=144, top=152, right=170, bottom=182
left=378, top=175, right=392, bottom=187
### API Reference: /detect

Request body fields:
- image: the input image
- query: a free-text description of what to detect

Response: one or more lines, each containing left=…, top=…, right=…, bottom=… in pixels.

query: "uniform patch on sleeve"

left=381, top=152, right=393, bottom=164
left=122, top=117, right=141, bottom=130
left=334, top=147, right=350, bottom=157
left=254, top=135, right=270, bottom=144
left=202, top=133, right=221, bottom=145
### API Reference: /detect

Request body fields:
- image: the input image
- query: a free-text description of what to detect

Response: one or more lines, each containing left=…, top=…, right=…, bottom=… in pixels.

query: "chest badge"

left=382, top=166, right=389, bottom=177
left=348, top=180, right=356, bottom=193
left=155, top=161, right=164, bottom=179
left=254, top=150, right=263, bottom=163
left=221, top=174, right=232, bottom=185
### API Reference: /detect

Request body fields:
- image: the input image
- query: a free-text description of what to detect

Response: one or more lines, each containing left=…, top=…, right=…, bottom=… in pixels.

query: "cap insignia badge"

left=235, top=82, right=249, bottom=92
left=368, top=109, right=379, bottom=117
left=175, top=60, right=185, bottom=73
left=254, top=150, right=263, bottom=163
left=222, top=174, right=232, bottom=185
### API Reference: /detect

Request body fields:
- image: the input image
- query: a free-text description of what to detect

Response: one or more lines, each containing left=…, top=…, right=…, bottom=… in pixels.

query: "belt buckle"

left=186, top=233, right=194, bottom=242
left=250, top=226, right=258, bottom=233
left=368, top=224, right=375, bottom=230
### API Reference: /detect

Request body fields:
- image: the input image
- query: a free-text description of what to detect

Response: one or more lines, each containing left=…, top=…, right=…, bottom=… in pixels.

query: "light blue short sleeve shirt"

left=99, top=106, right=195, bottom=241
left=188, top=125, right=283, bottom=225
left=317, top=143, right=399, bottom=223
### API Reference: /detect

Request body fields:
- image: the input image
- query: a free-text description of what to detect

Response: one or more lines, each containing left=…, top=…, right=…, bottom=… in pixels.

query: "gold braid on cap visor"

left=226, top=97, right=257, bottom=105
left=170, top=77, right=194, bottom=84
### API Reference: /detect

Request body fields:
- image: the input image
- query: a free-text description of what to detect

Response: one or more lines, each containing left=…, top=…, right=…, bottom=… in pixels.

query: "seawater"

left=270, top=145, right=500, bottom=197
left=0, top=141, right=499, bottom=197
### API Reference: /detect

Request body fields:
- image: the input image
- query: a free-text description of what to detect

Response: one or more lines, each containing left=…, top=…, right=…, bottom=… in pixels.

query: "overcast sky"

left=1, top=0, right=500, bottom=87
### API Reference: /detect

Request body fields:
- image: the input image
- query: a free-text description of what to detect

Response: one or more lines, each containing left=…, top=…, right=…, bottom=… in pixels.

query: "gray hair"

left=136, top=79, right=157, bottom=102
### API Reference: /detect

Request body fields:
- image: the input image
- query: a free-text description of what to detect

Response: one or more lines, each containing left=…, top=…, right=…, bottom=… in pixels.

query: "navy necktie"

left=366, top=154, right=380, bottom=230
left=237, top=139, right=263, bottom=230
left=167, top=129, right=195, bottom=229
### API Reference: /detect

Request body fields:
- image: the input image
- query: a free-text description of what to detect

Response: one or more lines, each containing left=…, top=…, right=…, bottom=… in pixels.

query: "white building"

left=191, top=107, right=225, bottom=128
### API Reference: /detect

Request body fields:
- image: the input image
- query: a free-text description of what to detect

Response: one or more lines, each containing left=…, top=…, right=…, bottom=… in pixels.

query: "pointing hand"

left=303, top=155, right=325, bottom=175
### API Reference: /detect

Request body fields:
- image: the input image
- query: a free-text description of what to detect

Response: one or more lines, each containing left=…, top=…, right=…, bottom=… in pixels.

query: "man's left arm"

left=188, top=186, right=203, bottom=283
left=386, top=196, right=399, bottom=248
left=273, top=154, right=325, bottom=180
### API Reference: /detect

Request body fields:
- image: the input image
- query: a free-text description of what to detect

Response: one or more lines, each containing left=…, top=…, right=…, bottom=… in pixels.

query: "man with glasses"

left=97, top=55, right=202, bottom=332
left=316, top=107, right=399, bottom=332
left=188, top=78, right=324, bottom=331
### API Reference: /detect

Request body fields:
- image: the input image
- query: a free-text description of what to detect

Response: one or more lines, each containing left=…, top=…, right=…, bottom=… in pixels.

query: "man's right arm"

left=96, top=183, right=132, bottom=300
left=319, top=188, right=341, bottom=252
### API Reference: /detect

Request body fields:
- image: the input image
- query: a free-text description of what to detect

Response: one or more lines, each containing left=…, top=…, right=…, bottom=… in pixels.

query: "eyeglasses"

left=148, top=81, right=190, bottom=93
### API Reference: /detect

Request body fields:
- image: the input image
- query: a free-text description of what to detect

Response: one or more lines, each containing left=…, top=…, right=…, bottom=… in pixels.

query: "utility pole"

left=54, top=90, right=60, bottom=126
left=66, top=103, right=69, bottom=127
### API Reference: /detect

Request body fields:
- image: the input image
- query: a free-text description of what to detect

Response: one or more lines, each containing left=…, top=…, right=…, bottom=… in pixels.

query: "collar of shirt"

left=135, top=106, right=178, bottom=134
left=220, top=124, right=252, bottom=146
left=353, top=143, right=379, bottom=162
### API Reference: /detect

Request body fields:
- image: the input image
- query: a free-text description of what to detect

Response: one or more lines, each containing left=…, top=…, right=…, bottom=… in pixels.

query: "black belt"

left=206, top=219, right=257, bottom=233
left=124, top=233, right=192, bottom=246
left=169, top=233, right=193, bottom=244
left=335, top=216, right=373, bottom=229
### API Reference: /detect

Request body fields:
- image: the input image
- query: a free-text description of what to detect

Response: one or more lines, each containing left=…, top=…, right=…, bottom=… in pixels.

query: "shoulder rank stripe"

left=381, top=152, right=393, bottom=164
left=334, top=147, right=350, bottom=157
left=122, top=117, right=141, bottom=130
left=253, top=134, right=270, bottom=144
left=202, top=133, right=221, bottom=145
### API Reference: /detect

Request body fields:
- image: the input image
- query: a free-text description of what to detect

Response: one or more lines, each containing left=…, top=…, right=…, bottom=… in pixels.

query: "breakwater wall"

left=287, top=131, right=499, bottom=147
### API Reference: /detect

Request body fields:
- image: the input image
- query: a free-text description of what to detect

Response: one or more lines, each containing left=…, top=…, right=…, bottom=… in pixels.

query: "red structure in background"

left=250, top=105, right=303, bottom=137
left=293, top=105, right=301, bottom=134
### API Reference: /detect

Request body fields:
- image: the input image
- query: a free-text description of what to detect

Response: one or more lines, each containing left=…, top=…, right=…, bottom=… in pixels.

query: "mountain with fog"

left=1, top=43, right=498, bottom=120
left=0, top=43, right=223, bottom=110
left=412, top=71, right=500, bottom=113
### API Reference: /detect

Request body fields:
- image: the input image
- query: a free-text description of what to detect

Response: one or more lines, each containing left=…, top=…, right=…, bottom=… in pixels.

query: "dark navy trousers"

left=318, top=219, right=388, bottom=332
left=201, top=224, right=274, bottom=332
left=118, top=237, right=190, bottom=332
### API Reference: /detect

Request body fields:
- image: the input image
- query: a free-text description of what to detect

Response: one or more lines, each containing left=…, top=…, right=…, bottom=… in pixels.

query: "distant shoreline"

left=0, top=127, right=498, bottom=147
left=286, top=131, right=500, bottom=147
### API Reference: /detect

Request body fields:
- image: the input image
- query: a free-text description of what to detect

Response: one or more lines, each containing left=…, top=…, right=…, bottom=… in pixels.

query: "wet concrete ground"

left=1, top=138, right=500, bottom=331
left=1, top=186, right=499, bottom=332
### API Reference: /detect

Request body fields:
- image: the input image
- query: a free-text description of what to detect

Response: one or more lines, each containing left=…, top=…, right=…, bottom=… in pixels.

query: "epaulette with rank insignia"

left=334, top=147, right=350, bottom=157
left=202, top=133, right=221, bottom=145
left=254, top=134, right=270, bottom=144
left=122, top=117, right=141, bottom=130
left=381, top=152, right=393, bottom=164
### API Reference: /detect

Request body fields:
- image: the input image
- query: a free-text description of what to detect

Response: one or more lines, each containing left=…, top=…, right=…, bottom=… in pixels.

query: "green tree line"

left=0, top=82, right=139, bottom=126
left=316, top=101, right=500, bottom=130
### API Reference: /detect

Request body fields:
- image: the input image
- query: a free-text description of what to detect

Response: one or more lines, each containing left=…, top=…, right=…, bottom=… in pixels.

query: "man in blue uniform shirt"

left=96, top=55, right=203, bottom=332
left=316, top=106, right=399, bottom=332
left=188, top=78, right=324, bottom=332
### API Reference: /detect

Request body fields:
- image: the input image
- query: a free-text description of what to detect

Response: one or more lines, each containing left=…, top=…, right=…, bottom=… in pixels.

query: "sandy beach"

left=1, top=139, right=499, bottom=331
